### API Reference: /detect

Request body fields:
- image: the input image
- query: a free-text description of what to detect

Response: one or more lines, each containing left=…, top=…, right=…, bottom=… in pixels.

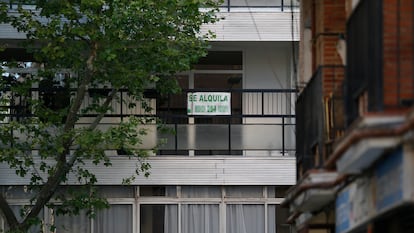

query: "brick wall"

left=312, top=0, right=346, bottom=97
left=383, top=0, right=414, bottom=109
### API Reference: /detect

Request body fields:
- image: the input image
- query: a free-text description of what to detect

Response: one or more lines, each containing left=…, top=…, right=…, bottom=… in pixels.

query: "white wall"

left=210, top=41, right=296, bottom=90
left=209, top=41, right=297, bottom=156
left=0, top=157, right=296, bottom=185
left=202, top=11, right=300, bottom=41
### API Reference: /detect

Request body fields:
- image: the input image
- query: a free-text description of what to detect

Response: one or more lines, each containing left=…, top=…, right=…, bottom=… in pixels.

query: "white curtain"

left=226, top=205, right=265, bottom=233
left=268, top=205, right=276, bottom=233
left=54, top=211, right=90, bottom=233
left=164, top=205, right=178, bottom=233
left=94, top=204, right=132, bottom=233
left=181, top=186, right=221, bottom=198
left=181, top=204, right=219, bottom=233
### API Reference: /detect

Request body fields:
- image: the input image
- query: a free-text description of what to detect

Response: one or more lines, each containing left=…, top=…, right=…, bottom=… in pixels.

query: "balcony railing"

left=218, top=0, right=299, bottom=12
left=296, top=66, right=345, bottom=171
left=346, top=0, right=414, bottom=125
left=0, top=88, right=296, bottom=156
left=2, top=0, right=300, bottom=12
left=345, top=0, right=383, bottom=125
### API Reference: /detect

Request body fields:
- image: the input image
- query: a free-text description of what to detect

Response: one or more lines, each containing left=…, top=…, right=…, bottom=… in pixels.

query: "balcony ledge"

left=282, top=171, right=342, bottom=213
left=332, top=114, right=406, bottom=174
left=336, top=137, right=401, bottom=174
left=292, top=189, right=336, bottom=212
left=324, top=113, right=414, bottom=169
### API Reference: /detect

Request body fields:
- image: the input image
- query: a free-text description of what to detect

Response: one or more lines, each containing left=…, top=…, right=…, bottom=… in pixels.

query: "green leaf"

left=0, top=0, right=220, bottom=231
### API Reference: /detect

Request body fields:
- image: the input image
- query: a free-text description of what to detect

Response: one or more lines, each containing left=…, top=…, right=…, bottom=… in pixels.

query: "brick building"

left=283, top=0, right=414, bottom=233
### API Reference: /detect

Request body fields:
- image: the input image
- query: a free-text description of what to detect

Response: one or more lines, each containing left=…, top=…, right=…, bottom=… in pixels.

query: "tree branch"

left=0, top=193, right=19, bottom=228
left=15, top=42, right=100, bottom=232
left=88, top=88, right=118, bottom=131
left=63, top=42, right=98, bottom=133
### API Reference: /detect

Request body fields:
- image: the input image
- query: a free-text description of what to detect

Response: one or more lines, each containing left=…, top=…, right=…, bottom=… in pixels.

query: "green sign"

left=187, top=92, right=231, bottom=115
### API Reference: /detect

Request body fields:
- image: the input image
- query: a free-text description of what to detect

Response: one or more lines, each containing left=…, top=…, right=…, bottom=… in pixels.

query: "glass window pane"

left=181, top=186, right=221, bottom=198
left=182, top=204, right=219, bottom=233
left=268, top=205, right=290, bottom=233
left=94, top=204, right=132, bottom=233
left=54, top=210, right=91, bottom=233
left=2, top=186, right=36, bottom=199
left=140, top=186, right=177, bottom=197
left=276, top=205, right=290, bottom=233
left=268, top=205, right=276, bottom=233
left=226, top=186, right=263, bottom=198
left=141, top=205, right=178, bottom=233
left=97, top=186, right=134, bottom=198
left=267, top=186, right=291, bottom=198
left=226, top=205, right=264, bottom=233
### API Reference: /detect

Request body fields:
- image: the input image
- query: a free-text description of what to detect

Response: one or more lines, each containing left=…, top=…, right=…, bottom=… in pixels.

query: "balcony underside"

left=0, top=156, right=296, bottom=186
left=337, top=137, right=401, bottom=174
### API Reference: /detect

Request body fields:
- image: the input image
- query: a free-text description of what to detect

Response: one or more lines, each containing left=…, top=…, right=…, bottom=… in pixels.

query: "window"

left=39, top=73, right=70, bottom=112
left=268, top=205, right=290, bottom=233
left=193, top=51, right=242, bottom=70
left=138, top=186, right=288, bottom=233
left=94, top=204, right=133, bottom=233
left=181, top=186, right=221, bottom=198
left=0, top=185, right=289, bottom=233
left=226, top=186, right=263, bottom=198
left=182, top=204, right=219, bottom=233
left=140, top=186, right=177, bottom=197
left=140, top=205, right=178, bottom=233
left=226, top=204, right=265, bottom=233
left=267, top=186, right=290, bottom=198
left=54, top=210, right=90, bottom=233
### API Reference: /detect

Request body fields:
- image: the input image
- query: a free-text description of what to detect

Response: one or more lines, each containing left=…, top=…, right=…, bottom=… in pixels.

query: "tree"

left=0, top=0, right=219, bottom=232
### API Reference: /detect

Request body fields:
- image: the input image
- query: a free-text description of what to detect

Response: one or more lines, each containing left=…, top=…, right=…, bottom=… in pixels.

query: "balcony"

left=218, top=0, right=299, bottom=12
left=346, top=0, right=414, bottom=125
left=0, top=87, right=297, bottom=157
left=296, top=66, right=345, bottom=174
left=0, top=87, right=297, bottom=186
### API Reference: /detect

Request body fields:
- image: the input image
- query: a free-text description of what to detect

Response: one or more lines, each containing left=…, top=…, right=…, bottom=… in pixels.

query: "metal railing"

left=0, top=88, right=297, bottom=156
left=218, top=0, right=299, bottom=12
left=345, top=0, right=383, bottom=126
left=346, top=0, right=414, bottom=126
left=1, top=0, right=36, bottom=8
left=296, top=66, right=345, bottom=171
left=3, top=0, right=300, bottom=11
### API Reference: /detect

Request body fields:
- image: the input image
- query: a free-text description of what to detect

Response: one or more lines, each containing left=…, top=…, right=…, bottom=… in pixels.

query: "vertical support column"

left=120, top=90, right=124, bottom=122
left=189, top=71, right=195, bottom=156
left=282, top=116, right=285, bottom=156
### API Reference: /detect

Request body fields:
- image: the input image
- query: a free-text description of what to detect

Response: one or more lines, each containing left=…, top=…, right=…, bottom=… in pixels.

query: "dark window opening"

left=140, top=186, right=177, bottom=197
left=39, top=73, right=70, bottom=123
left=193, top=51, right=242, bottom=70
left=1, top=73, right=32, bottom=121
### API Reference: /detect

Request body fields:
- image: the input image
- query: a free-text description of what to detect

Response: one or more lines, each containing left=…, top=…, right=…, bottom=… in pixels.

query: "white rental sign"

left=187, top=92, right=231, bottom=115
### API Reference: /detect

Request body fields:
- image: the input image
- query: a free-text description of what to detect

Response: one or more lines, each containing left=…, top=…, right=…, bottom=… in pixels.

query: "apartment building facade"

left=0, top=1, right=299, bottom=232
left=283, top=0, right=414, bottom=233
